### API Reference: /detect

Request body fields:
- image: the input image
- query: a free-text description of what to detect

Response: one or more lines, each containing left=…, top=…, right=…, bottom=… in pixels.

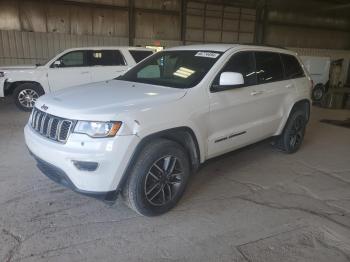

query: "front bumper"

left=24, top=124, right=140, bottom=194
left=30, top=151, right=119, bottom=201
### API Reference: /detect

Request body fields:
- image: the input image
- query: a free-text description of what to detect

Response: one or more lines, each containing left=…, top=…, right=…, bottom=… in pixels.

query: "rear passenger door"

left=280, top=53, right=308, bottom=101
left=89, top=50, right=127, bottom=83
left=254, top=51, right=295, bottom=134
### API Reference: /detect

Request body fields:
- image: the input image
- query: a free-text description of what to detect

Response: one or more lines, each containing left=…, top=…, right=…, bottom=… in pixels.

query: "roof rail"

left=242, top=43, right=287, bottom=50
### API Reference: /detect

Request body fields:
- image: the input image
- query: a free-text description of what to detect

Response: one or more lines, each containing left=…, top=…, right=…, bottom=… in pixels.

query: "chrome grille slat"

left=49, top=119, right=59, bottom=139
left=40, top=114, right=47, bottom=133
left=58, top=120, right=73, bottom=142
left=30, top=108, right=74, bottom=143
left=47, top=117, right=54, bottom=137
left=36, top=112, right=44, bottom=131
left=42, top=116, right=50, bottom=135
left=32, top=109, right=39, bottom=128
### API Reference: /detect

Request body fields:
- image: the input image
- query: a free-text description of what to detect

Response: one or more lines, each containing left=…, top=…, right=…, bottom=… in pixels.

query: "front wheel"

left=122, top=139, right=190, bottom=216
left=274, top=110, right=307, bottom=154
left=13, top=83, right=44, bottom=111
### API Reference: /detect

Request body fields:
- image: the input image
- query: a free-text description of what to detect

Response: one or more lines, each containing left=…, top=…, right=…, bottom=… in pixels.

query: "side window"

left=57, top=51, right=86, bottom=67
left=89, top=50, right=126, bottom=66
left=129, top=50, right=154, bottom=63
left=255, top=52, right=284, bottom=84
left=214, top=52, right=257, bottom=86
left=281, top=54, right=305, bottom=79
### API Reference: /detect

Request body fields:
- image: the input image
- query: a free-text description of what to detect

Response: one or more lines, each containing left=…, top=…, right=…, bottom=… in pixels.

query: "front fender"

left=5, top=70, right=49, bottom=93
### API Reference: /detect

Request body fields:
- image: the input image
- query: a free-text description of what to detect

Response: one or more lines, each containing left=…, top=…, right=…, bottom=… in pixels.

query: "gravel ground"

left=1, top=97, right=350, bottom=262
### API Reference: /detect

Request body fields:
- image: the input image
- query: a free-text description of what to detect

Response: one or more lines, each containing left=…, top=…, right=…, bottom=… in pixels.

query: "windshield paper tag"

left=195, top=52, right=219, bottom=58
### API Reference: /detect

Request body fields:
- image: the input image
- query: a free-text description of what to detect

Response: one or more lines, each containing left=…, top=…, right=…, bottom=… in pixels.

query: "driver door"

left=207, top=51, right=271, bottom=158
left=48, top=50, right=92, bottom=92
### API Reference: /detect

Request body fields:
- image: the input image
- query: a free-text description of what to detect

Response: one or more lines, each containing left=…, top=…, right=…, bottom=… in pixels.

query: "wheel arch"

left=290, top=99, right=310, bottom=122
left=116, top=126, right=201, bottom=194
left=4, top=81, right=45, bottom=96
left=278, top=98, right=310, bottom=134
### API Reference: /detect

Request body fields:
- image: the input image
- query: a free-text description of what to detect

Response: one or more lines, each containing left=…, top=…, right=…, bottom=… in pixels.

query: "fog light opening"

left=72, top=160, right=99, bottom=172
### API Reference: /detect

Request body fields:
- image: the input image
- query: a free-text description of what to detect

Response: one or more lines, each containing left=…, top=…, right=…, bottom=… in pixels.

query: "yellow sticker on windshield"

left=173, top=67, right=195, bottom=78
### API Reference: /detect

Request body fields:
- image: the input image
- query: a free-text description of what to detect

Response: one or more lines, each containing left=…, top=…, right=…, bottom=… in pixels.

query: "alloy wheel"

left=313, top=88, right=323, bottom=101
left=289, top=116, right=304, bottom=149
left=18, top=89, right=39, bottom=109
left=144, top=155, right=183, bottom=206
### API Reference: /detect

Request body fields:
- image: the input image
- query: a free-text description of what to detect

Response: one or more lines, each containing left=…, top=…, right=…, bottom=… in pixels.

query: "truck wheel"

left=13, top=83, right=44, bottom=111
left=274, top=110, right=306, bottom=154
left=312, top=84, right=324, bottom=101
left=122, top=139, right=190, bottom=216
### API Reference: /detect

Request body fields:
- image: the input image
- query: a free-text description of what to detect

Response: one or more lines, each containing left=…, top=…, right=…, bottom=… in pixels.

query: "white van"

left=300, top=56, right=330, bottom=101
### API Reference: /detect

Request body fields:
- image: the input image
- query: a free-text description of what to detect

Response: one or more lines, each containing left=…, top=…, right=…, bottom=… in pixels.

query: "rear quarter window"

left=129, top=50, right=154, bottom=63
left=89, top=50, right=126, bottom=66
left=280, top=54, right=305, bottom=79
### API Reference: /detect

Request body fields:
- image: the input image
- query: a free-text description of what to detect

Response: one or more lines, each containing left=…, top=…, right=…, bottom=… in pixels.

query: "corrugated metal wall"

left=265, top=10, right=350, bottom=49
left=185, top=1, right=256, bottom=44
left=0, top=0, right=129, bottom=36
left=289, top=47, right=350, bottom=60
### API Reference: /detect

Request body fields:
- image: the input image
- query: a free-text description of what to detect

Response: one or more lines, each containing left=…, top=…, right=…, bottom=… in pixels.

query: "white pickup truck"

left=0, top=47, right=154, bottom=111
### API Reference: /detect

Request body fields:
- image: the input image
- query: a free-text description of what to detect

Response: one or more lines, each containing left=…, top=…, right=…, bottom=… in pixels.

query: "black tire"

left=312, top=84, right=324, bottom=102
left=122, top=139, right=190, bottom=216
left=274, top=110, right=307, bottom=154
left=13, top=83, right=44, bottom=111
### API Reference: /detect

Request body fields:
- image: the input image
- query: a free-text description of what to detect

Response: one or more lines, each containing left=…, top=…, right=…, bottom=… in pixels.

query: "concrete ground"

left=0, top=97, right=350, bottom=262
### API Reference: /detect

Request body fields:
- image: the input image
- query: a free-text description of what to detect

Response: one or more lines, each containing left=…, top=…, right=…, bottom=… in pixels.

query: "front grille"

left=30, top=108, right=75, bottom=143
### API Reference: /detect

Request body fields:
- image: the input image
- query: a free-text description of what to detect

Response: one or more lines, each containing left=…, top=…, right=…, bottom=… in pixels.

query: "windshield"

left=117, top=50, right=223, bottom=89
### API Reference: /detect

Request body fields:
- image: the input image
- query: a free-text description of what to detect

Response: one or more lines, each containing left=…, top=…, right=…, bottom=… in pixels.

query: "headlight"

left=0, top=72, right=4, bottom=77
left=74, top=121, right=122, bottom=138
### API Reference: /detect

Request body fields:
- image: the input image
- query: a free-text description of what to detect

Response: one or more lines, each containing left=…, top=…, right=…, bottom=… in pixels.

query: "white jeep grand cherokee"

left=25, top=44, right=312, bottom=216
left=0, top=47, right=153, bottom=111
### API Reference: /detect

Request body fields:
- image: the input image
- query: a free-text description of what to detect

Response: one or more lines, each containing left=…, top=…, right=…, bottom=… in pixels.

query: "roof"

left=167, top=44, right=297, bottom=56
left=63, top=46, right=153, bottom=52
left=167, top=44, right=239, bottom=52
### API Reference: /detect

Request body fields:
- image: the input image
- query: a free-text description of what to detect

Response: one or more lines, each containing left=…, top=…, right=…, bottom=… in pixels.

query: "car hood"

left=35, top=80, right=188, bottom=121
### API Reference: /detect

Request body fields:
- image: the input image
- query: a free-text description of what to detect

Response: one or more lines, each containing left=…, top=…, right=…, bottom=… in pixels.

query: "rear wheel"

left=122, top=139, right=190, bottom=216
left=274, top=110, right=307, bottom=154
left=13, top=83, right=44, bottom=111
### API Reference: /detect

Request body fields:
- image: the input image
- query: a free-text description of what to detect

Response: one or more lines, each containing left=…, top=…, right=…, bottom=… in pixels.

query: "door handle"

left=81, top=71, right=89, bottom=74
left=250, top=90, right=264, bottom=96
left=286, top=83, right=294, bottom=89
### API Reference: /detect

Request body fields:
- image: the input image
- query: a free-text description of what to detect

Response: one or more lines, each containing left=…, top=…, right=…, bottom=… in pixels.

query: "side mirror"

left=220, top=72, right=244, bottom=86
left=211, top=72, right=244, bottom=92
left=52, top=60, right=61, bottom=68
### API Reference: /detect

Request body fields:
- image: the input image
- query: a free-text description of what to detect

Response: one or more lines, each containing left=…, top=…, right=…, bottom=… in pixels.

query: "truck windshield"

left=117, top=50, right=223, bottom=89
